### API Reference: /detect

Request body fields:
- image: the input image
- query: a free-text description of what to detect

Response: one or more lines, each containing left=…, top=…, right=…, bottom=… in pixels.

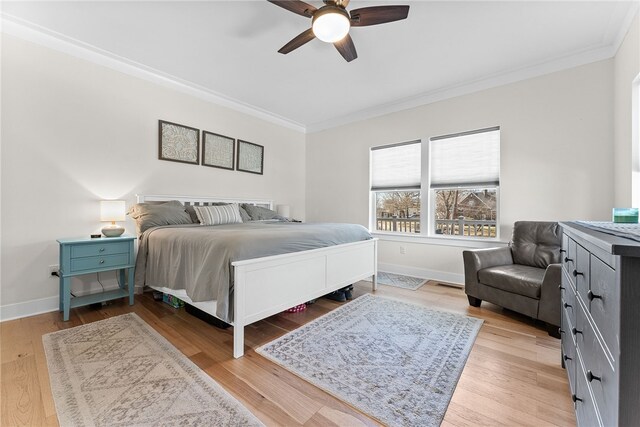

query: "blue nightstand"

left=57, top=235, right=136, bottom=321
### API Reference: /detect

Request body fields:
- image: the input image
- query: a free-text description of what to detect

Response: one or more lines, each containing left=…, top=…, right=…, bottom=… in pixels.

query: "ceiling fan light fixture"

left=312, top=7, right=350, bottom=43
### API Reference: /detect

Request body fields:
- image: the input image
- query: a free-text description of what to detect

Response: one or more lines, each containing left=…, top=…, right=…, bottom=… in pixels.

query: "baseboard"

left=377, top=263, right=464, bottom=288
left=0, top=285, right=144, bottom=322
left=0, top=296, right=59, bottom=322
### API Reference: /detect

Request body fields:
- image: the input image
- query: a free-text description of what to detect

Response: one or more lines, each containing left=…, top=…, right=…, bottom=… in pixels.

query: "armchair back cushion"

left=510, top=221, right=562, bottom=268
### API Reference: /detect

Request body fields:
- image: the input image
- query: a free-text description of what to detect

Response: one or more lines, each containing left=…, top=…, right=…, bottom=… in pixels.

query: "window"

left=370, top=127, right=500, bottom=239
left=370, top=141, right=421, bottom=234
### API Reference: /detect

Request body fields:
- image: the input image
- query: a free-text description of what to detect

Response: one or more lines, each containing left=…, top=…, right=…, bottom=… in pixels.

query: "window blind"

left=370, top=141, right=421, bottom=191
left=429, top=127, right=500, bottom=189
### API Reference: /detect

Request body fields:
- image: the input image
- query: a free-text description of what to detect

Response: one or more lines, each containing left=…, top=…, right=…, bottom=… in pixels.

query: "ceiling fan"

left=267, top=0, right=410, bottom=62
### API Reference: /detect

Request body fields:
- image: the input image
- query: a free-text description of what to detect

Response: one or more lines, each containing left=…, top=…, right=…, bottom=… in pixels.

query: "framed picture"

left=202, top=131, right=235, bottom=170
left=158, top=120, right=199, bottom=165
left=236, top=140, right=264, bottom=175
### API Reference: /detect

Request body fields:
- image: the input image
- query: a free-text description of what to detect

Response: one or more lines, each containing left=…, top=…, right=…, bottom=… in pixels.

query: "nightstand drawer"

left=70, top=253, right=129, bottom=272
left=71, top=242, right=130, bottom=258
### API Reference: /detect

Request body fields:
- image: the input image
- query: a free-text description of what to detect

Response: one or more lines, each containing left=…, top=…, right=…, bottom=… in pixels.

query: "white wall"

left=306, top=59, right=614, bottom=283
left=614, top=12, right=640, bottom=207
left=0, top=35, right=306, bottom=316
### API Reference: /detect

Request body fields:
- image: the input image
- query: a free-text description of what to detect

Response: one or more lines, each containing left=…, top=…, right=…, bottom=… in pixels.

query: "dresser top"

left=560, top=221, right=640, bottom=257
left=57, top=235, right=136, bottom=245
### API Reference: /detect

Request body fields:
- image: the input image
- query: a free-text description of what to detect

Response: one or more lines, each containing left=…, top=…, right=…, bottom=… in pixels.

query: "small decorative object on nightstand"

left=57, top=235, right=136, bottom=321
left=100, top=200, right=126, bottom=237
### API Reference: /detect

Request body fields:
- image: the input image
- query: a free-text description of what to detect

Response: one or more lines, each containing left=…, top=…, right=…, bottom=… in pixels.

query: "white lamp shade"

left=276, top=204, right=291, bottom=218
left=100, top=200, right=126, bottom=222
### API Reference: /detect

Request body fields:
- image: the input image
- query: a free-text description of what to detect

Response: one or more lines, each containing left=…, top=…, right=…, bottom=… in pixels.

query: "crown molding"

left=306, top=5, right=639, bottom=134
left=0, top=13, right=307, bottom=134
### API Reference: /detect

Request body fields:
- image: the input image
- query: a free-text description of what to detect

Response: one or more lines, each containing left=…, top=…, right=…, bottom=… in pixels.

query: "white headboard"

left=136, top=194, right=273, bottom=210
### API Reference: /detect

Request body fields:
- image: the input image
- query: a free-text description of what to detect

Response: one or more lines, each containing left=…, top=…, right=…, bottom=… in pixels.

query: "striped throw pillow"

left=193, top=204, right=243, bottom=226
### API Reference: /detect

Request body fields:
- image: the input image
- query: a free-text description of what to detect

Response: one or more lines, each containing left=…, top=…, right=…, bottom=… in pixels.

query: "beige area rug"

left=257, top=294, right=483, bottom=426
left=43, top=313, right=263, bottom=427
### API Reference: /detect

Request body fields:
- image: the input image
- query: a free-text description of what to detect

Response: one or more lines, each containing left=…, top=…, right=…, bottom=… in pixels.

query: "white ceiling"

left=2, top=1, right=638, bottom=132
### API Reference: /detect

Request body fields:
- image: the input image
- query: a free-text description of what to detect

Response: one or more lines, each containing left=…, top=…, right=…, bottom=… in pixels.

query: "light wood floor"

left=1, top=281, right=576, bottom=426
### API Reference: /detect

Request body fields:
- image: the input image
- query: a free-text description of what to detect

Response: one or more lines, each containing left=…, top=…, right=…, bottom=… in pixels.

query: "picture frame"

left=202, top=131, right=235, bottom=170
left=237, top=140, right=264, bottom=175
left=158, top=120, right=200, bottom=165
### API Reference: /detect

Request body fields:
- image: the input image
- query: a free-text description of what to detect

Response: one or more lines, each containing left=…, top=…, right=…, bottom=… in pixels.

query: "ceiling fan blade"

left=334, top=34, right=357, bottom=62
left=350, top=5, right=410, bottom=27
left=278, top=28, right=316, bottom=54
left=267, top=0, right=317, bottom=18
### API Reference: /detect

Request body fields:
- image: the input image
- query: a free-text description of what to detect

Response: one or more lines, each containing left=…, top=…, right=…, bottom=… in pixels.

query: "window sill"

left=371, top=232, right=509, bottom=249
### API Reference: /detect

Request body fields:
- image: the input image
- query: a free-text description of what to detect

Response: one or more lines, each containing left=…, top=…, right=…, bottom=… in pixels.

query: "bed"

left=134, top=194, right=378, bottom=358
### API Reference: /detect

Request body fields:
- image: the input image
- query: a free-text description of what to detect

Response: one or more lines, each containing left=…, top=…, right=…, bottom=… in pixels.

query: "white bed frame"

left=136, top=194, right=378, bottom=358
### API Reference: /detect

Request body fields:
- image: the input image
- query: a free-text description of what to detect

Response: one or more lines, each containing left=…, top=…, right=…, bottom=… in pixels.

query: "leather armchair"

left=463, top=221, right=562, bottom=336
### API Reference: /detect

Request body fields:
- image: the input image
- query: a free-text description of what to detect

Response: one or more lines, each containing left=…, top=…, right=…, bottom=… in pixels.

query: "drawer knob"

left=560, top=249, right=567, bottom=254
left=587, top=290, right=602, bottom=301
left=559, top=328, right=565, bottom=335
left=572, top=327, right=582, bottom=336
left=564, top=257, right=573, bottom=263
left=563, top=354, right=572, bottom=361
left=559, top=285, right=565, bottom=290
left=586, top=370, right=601, bottom=382
left=572, top=394, right=583, bottom=403
left=99, top=248, right=105, bottom=252
left=99, top=260, right=105, bottom=264
left=572, top=270, right=583, bottom=277
left=563, top=302, right=572, bottom=309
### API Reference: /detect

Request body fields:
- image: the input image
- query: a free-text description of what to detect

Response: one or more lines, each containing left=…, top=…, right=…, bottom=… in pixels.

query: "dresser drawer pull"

left=563, top=354, right=572, bottom=361
left=572, top=270, right=583, bottom=277
left=99, top=260, right=105, bottom=264
left=586, top=370, right=601, bottom=382
left=587, top=290, right=602, bottom=301
left=572, top=394, right=583, bottom=403
left=559, top=285, right=565, bottom=290
left=572, top=327, right=582, bottom=336
left=559, top=328, right=565, bottom=335
left=560, top=249, right=566, bottom=254
left=564, top=302, right=572, bottom=308
left=99, top=247, right=105, bottom=252
left=564, top=257, right=573, bottom=263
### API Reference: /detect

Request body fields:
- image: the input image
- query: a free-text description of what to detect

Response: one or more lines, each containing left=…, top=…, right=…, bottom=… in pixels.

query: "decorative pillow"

left=241, top=204, right=288, bottom=221
left=194, top=204, right=243, bottom=226
left=127, top=200, right=192, bottom=234
left=186, top=203, right=251, bottom=223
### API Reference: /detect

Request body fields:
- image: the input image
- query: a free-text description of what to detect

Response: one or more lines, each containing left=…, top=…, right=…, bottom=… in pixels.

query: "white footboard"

left=231, top=238, right=378, bottom=358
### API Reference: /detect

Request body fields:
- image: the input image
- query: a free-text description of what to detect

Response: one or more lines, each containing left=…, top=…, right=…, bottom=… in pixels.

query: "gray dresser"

left=559, top=222, right=640, bottom=426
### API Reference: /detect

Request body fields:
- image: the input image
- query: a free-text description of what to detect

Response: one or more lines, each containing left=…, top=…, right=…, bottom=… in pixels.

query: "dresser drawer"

left=71, top=242, right=130, bottom=258
left=562, top=309, right=576, bottom=394
left=561, top=271, right=577, bottom=328
left=563, top=236, right=578, bottom=288
left=589, top=255, right=618, bottom=359
left=575, top=244, right=591, bottom=305
left=70, top=253, right=130, bottom=272
left=581, top=320, right=616, bottom=427
left=576, top=352, right=602, bottom=427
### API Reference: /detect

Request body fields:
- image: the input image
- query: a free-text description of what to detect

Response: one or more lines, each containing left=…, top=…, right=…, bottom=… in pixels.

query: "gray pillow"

left=185, top=203, right=251, bottom=223
left=127, top=200, right=192, bottom=234
left=241, top=204, right=288, bottom=221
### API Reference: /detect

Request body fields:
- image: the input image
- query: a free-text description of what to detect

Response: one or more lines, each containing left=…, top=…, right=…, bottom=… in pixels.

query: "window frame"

left=369, top=129, right=501, bottom=241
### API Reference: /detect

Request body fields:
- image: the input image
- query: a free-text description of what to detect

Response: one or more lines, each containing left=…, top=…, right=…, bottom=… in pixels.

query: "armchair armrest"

left=463, top=247, right=513, bottom=297
left=538, top=263, right=562, bottom=326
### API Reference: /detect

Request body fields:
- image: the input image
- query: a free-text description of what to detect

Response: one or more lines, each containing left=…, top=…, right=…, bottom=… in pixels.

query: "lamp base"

left=101, top=224, right=125, bottom=237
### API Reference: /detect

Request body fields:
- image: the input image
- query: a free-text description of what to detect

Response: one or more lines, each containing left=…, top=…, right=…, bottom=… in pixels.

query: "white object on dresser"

left=559, top=221, right=640, bottom=427
left=137, top=194, right=378, bottom=358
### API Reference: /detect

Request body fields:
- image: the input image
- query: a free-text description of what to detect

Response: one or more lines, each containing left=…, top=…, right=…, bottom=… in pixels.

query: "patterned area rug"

left=257, top=294, right=483, bottom=426
left=364, top=271, right=427, bottom=290
left=43, top=313, right=263, bottom=427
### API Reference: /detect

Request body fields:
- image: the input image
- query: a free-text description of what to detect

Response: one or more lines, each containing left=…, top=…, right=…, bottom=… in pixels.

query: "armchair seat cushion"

left=478, top=264, right=545, bottom=299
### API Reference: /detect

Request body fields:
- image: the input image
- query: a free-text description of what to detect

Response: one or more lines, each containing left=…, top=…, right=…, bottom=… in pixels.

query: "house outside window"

left=370, top=127, right=500, bottom=239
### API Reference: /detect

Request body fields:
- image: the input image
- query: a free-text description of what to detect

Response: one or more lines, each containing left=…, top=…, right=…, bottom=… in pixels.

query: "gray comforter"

left=135, top=221, right=372, bottom=322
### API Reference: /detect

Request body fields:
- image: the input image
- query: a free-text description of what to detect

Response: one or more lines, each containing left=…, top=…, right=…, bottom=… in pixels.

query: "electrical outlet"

left=400, top=246, right=406, bottom=255
left=49, top=264, right=59, bottom=278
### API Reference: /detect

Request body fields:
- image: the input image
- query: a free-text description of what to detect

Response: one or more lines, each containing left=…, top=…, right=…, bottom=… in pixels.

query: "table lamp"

left=100, top=200, right=126, bottom=237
